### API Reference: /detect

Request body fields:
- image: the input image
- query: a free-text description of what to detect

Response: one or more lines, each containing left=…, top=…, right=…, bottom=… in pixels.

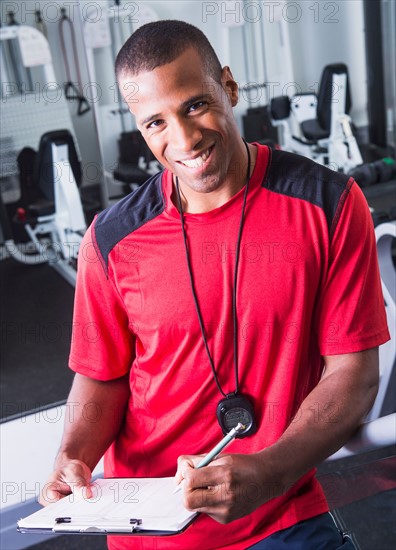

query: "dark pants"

left=247, top=512, right=356, bottom=549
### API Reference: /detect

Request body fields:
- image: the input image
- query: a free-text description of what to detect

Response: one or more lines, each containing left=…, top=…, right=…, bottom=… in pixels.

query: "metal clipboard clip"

left=54, top=516, right=143, bottom=533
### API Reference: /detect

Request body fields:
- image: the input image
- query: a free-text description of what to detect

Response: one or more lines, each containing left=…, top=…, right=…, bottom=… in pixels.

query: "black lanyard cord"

left=175, top=138, right=251, bottom=397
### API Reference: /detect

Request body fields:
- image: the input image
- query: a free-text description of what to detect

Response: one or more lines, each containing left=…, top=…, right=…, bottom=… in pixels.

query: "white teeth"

left=181, top=148, right=211, bottom=168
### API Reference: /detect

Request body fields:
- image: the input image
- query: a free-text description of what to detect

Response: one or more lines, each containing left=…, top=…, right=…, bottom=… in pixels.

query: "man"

left=40, top=20, right=389, bottom=550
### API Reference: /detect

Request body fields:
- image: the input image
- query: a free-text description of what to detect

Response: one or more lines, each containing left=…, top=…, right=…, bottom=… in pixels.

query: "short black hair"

left=115, top=20, right=222, bottom=83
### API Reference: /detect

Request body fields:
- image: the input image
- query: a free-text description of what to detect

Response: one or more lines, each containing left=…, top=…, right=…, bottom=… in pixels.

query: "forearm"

left=261, top=349, right=379, bottom=492
left=173, top=350, right=379, bottom=524
left=55, top=373, right=130, bottom=472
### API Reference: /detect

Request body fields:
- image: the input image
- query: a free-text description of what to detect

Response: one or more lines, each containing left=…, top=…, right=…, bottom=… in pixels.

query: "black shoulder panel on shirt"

left=263, top=149, right=353, bottom=239
left=92, top=171, right=165, bottom=272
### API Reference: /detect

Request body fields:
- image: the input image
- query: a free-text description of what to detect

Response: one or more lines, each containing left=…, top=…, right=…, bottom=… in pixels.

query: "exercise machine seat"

left=113, top=163, right=150, bottom=186
left=301, top=63, right=352, bottom=142
left=35, top=129, right=82, bottom=202
left=16, top=147, right=52, bottom=218
left=300, top=119, right=331, bottom=141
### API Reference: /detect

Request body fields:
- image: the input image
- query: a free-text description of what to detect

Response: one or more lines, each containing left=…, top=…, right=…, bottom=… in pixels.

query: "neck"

left=173, top=185, right=240, bottom=214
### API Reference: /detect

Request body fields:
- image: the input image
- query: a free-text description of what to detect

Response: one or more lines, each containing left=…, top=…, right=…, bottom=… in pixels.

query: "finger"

left=63, top=459, right=92, bottom=482
left=182, top=464, right=237, bottom=513
left=39, top=481, right=72, bottom=506
left=60, top=470, right=93, bottom=500
left=185, top=463, right=229, bottom=491
left=61, top=461, right=93, bottom=497
left=175, top=456, right=193, bottom=485
left=71, top=480, right=94, bottom=500
left=184, top=484, right=224, bottom=508
left=175, top=454, right=205, bottom=484
left=40, top=461, right=93, bottom=506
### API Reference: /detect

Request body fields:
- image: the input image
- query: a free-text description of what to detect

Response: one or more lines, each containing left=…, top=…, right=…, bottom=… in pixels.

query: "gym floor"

left=0, top=259, right=75, bottom=421
left=1, top=178, right=395, bottom=550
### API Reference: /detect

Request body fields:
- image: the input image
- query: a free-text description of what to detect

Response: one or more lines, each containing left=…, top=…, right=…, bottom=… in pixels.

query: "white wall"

left=286, top=0, right=368, bottom=127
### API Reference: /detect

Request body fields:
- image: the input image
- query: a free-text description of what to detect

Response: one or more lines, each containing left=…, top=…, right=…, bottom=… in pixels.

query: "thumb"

left=69, top=477, right=94, bottom=500
left=65, top=460, right=93, bottom=499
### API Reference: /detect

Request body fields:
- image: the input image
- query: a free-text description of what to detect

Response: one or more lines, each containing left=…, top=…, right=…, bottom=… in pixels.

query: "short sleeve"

left=68, top=223, right=135, bottom=380
left=317, top=181, right=390, bottom=355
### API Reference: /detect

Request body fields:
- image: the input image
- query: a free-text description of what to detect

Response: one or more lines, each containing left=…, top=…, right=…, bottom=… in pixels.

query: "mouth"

left=178, top=145, right=214, bottom=169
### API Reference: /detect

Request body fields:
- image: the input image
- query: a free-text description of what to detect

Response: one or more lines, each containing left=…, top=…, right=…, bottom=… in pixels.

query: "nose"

left=170, top=117, right=203, bottom=153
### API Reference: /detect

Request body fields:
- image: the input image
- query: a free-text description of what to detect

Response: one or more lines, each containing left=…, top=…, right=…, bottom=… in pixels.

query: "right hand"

left=39, top=459, right=92, bottom=507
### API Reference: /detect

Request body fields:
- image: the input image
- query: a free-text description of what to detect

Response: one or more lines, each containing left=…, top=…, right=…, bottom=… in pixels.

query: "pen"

left=173, top=422, right=246, bottom=494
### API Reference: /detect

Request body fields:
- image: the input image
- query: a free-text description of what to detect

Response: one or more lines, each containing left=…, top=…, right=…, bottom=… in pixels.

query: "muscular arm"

left=177, top=348, right=379, bottom=523
left=40, top=373, right=130, bottom=505
left=265, top=348, right=379, bottom=486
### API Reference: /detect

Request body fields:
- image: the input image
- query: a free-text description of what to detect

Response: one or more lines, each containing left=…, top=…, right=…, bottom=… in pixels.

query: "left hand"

left=175, top=452, right=282, bottom=524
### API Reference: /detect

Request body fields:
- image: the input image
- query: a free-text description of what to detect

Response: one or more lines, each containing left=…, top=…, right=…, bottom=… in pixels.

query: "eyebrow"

left=139, top=94, right=212, bottom=127
left=181, top=94, right=211, bottom=109
left=140, top=112, right=162, bottom=127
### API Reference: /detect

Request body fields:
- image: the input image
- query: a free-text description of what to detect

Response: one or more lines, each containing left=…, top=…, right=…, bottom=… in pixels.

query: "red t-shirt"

left=69, top=145, right=389, bottom=549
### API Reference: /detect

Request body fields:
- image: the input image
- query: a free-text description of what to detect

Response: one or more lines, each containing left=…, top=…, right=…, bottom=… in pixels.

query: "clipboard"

left=17, top=477, right=197, bottom=536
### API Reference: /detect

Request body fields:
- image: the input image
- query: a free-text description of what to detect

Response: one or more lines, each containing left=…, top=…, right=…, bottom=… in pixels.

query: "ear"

left=221, top=66, right=239, bottom=107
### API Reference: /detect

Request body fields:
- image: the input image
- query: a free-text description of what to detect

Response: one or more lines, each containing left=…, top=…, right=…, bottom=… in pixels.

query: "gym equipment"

left=270, top=63, right=363, bottom=173
left=112, top=131, right=157, bottom=195
left=59, top=8, right=90, bottom=116
left=3, top=11, right=34, bottom=93
left=348, top=157, right=396, bottom=187
left=2, top=130, right=86, bottom=286
left=0, top=24, right=90, bottom=286
left=83, top=1, right=160, bottom=195
left=242, top=105, right=279, bottom=148
left=366, top=221, right=396, bottom=421
left=0, top=23, right=56, bottom=95
left=229, top=1, right=294, bottom=148
left=350, top=156, right=395, bottom=226
left=35, top=10, right=48, bottom=40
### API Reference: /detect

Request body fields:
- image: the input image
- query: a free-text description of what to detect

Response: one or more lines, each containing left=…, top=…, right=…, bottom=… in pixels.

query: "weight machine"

left=0, top=24, right=87, bottom=286
left=367, top=221, right=396, bottom=421
left=270, top=63, right=363, bottom=173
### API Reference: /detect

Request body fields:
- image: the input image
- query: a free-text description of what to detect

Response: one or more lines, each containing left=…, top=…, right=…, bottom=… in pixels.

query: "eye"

left=188, top=101, right=207, bottom=113
left=147, top=119, right=164, bottom=129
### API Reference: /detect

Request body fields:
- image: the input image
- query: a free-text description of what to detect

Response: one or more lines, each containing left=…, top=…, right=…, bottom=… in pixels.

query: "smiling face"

left=119, top=47, right=248, bottom=211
